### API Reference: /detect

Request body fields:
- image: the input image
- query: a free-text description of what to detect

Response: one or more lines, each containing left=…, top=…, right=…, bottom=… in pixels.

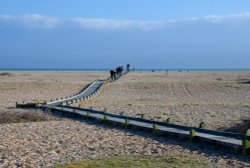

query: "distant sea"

left=0, top=68, right=250, bottom=71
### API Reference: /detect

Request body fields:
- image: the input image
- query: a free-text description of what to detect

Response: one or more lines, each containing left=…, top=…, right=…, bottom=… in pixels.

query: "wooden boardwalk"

left=46, top=81, right=104, bottom=107
left=18, top=70, right=250, bottom=155
left=52, top=105, right=246, bottom=148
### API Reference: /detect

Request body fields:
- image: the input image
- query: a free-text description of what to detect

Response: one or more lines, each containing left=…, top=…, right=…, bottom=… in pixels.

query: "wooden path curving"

left=45, top=81, right=105, bottom=107
left=18, top=70, right=250, bottom=155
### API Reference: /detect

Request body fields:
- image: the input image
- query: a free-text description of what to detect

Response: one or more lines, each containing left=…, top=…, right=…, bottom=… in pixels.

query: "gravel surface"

left=77, top=71, right=250, bottom=132
left=0, top=71, right=108, bottom=108
left=0, top=71, right=250, bottom=167
left=0, top=120, right=249, bottom=168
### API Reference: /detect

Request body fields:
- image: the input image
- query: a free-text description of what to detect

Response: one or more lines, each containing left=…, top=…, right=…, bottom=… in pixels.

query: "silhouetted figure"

left=116, top=67, right=120, bottom=76
left=126, top=64, right=130, bottom=72
left=115, top=66, right=123, bottom=77
left=110, top=70, right=116, bottom=80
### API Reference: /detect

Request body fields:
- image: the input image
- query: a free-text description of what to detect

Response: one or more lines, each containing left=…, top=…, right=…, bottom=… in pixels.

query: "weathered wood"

left=243, top=129, right=250, bottom=155
left=152, top=123, right=158, bottom=134
left=199, top=122, right=205, bottom=128
left=16, top=103, right=37, bottom=108
left=125, top=119, right=130, bottom=128
left=189, top=128, right=196, bottom=142
left=103, top=115, right=108, bottom=122
left=165, top=118, right=171, bottom=123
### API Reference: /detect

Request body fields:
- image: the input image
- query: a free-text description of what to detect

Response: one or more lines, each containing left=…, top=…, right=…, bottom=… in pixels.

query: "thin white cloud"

left=0, top=14, right=60, bottom=28
left=203, top=12, right=250, bottom=23
left=0, top=12, right=250, bottom=30
left=70, top=18, right=165, bottom=30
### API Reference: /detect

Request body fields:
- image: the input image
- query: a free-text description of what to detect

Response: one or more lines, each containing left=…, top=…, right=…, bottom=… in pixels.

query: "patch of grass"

left=56, top=155, right=212, bottom=168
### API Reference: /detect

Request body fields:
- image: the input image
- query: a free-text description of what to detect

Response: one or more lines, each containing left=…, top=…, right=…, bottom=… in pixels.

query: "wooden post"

left=73, top=109, right=77, bottom=116
left=166, top=118, right=171, bottom=123
left=199, top=122, right=205, bottom=129
left=61, top=107, right=65, bottom=115
left=243, top=129, right=250, bottom=156
left=103, top=115, right=108, bottom=123
left=140, top=114, right=144, bottom=119
left=16, top=102, right=18, bottom=108
left=125, top=119, right=129, bottom=128
left=189, top=128, right=196, bottom=142
left=86, top=111, right=90, bottom=118
left=152, top=123, right=158, bottom=134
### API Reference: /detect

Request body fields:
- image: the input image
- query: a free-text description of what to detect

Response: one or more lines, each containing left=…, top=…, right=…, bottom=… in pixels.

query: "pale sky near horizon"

left=1, top=1, right=250, bottom=69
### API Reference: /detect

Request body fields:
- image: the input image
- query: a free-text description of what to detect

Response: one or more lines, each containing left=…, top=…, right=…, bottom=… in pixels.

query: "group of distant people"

left=110, top=64, right=130, bottom=80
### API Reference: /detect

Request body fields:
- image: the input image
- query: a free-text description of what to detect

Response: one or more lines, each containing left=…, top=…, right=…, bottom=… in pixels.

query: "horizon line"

left=1, top=68, right=250, bottom=71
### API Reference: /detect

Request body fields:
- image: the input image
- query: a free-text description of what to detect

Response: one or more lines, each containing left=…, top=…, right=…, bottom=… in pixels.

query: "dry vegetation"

left=0, top=108, right=57, bottom=124
left=0, top=72, right=12, bottom=76
left=75, top=71, right=250, bottom=133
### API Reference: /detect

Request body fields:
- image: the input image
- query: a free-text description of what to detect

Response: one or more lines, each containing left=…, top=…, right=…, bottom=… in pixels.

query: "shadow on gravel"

left=237, top=79, right=250, bottom=84
left=45, top=108, right=250, bottom=165
left=244, top=81, right=250, bottom=84
left=219, top=119, right=250, bottom=134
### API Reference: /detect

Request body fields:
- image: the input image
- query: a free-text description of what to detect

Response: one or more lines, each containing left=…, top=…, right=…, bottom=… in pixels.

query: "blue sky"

left=1, top=1, right=250, bottom=69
